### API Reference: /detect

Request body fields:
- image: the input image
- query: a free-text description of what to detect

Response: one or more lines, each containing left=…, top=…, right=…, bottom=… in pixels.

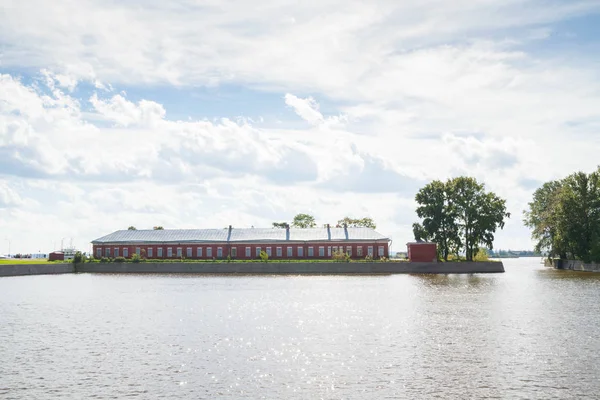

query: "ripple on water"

left=0, top=260, right=600, bottom=399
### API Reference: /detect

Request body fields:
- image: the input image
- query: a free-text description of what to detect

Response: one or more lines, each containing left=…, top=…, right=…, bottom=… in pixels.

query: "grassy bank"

left=0, top=259, right=60, bottom=265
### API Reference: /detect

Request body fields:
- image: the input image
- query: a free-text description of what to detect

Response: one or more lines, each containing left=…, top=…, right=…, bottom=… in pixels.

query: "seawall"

left=77, top=261, right=504, bottom=274
left=547, top=259, right=600, bottom=272
left=0, top=261, right=504, bottom=277
left=0, top=263, right=74, bottom=277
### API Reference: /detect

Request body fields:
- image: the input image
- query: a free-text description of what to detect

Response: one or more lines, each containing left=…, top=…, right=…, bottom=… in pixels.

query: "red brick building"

left=92, top=225, right=390, bottom=260
left=407, top=242, right=437, bottom=262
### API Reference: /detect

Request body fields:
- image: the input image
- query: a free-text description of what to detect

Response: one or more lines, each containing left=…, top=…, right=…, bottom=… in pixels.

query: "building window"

left=308, top=247, right=314, bottom=257
left=378, top=246, right=384, bottom=257
left=187, top=247, right=192, bottom=258
left=167, top=247, right=173, bottom=257
left=346, top=246, right=352, bottom=257
left=319, top=246, right=324, bottom=257
left=256, top=247, right=261, bottom=257
left=148, top=248, right=153, bottom=258
left=276, top=247, right=282, bottom=257
left=217, top=247, right=223, bottom=258
left=105, top=248, right=111, bottom=257
left=298, top=246, right=304, bottom=257
left=157, top=248, right=162, bottom=258
left=207, top=247, right=213, bottom=258
left=327, top=246, right=331, bottom=257
left=246, top=247, right=251, bottom=257
left=136, top=247, right=141, bottom=256
left=197, top=247, right=202, bottom=257
left=123, top=248, right=129, bottom=258
left=96, top=248, right=102, bottom=258
left=114, top=248, right=119, bottom=257
left=177, top=248, right=182, bottom=258
left=266, top=247, right=272, bottom=257
left=368, top=246, right=373, bottom=256
left=357, top=246, right=363, bottom=257
left=287, top=247, right=293, bottom=257
left=231, top=247, right=237, bottom=258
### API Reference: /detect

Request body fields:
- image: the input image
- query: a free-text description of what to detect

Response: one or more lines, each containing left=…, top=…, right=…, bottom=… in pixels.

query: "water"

left=1, top=258, right=600, bottom=399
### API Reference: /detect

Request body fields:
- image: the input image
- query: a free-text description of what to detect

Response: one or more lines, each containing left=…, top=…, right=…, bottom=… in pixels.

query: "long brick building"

left=91, top=225, right=390, bottom=260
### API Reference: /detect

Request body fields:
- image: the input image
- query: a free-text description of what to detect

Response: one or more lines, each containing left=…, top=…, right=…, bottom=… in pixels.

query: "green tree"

left=413, top=177, right=509, bottom=261
left=153, top=226, right=164, bottom=230
left=523, top=180, right=567, bottom=259
left=292, top=213, right=316, bottom=228
left=414, top=180, right=460, bottom=261
left=272, top=222, right=289, bottom=229
left=337, top=217, right=377, bottom=229
left=524, top=167, right=600, bottom=262
left=128, top=226, right=137, bottom=230
left=449, top=177, right=509, bottom=261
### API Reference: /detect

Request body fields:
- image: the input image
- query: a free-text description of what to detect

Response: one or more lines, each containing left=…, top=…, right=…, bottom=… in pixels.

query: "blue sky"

left=1, top=0, right=600, bottom=254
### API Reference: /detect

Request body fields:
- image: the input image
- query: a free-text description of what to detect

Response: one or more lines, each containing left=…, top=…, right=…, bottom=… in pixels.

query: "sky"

left=1, top=0, right=600, bottom=255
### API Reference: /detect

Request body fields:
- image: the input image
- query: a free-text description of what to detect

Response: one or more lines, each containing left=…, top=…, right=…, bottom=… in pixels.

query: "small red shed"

left=48, top=251, right=65, bottom=261
left=407, top=242, right=437, bottom=262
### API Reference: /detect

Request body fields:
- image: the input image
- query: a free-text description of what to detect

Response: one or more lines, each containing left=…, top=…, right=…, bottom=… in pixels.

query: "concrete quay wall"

left=549, top=259, right=600, bottom=272
left=0, top=261, right=504, bottom=277
left=0, top=263, right=74, bottom=277
left=77, top=261, right=504, bottom=274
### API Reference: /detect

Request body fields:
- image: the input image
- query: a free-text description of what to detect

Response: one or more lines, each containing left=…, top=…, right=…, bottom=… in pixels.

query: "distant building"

left=407, top=242, right=437, bottom=262
left=91, top=225, right=390, bottom=260
left=49, top=248, right=77, bottom=261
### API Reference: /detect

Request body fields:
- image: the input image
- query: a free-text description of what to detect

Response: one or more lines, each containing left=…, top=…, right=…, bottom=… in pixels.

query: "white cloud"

left=284, top=94, right=324, bottom=125
left=2, top=0, right=600, bottom=252
left=0, top=181, right=22, bottom=208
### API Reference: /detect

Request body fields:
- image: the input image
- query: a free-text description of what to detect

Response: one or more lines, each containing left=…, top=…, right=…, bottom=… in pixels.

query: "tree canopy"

left=272, top=222, right=289, bottom=229
left=127, top=226, right=137, bottom=230
left=336, top=217, right=377, bottom=229
left=524, top=167, right=600, bottom=262
left=153, top=226, right=164, bottom=230
left=291, top=213, right=317, bottom=228
left=413, top=177, right=509, bottom=261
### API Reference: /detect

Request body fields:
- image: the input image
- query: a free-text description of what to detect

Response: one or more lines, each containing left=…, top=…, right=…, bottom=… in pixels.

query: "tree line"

left=524, top=167, right=600, bottom=263
left=272, top=214, right=377, bottom=229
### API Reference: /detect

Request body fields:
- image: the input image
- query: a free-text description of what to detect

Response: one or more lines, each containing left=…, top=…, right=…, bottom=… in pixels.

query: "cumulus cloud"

left=0, top=181, right=22, bottom=208
left=284, top=94, right=324, bottom=125
left=2, top=0, right=600, bottom=252
left=90, top=94, right=166, bottom=127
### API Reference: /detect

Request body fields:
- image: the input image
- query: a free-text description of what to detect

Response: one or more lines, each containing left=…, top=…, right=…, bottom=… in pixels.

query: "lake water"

left=1, top=258, right=600, bottom=399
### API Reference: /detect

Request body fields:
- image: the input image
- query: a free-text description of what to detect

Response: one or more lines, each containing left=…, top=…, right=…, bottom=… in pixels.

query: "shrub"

left=72, top=251, right=83, bottom=264
left=131, top=253, right=141, bottom=263
left=365, top=254, right=374, bottom=262
left=331, top=249, right=347, bottom=262
left=113, top=256, right=126, bottom=263
left=259, top=250, right=269, bottom=263
left=473, top=248, right=490, bottom=262
left=100, top=257, right=110, bottom=263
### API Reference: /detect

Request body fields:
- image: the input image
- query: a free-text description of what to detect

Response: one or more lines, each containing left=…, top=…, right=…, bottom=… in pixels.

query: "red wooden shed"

left=407, top=242, right=437, bottom=262
left=48, top=251, right=65, bottom=261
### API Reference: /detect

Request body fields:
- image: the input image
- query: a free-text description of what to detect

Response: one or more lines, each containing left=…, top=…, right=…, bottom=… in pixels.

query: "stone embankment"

left=0, top=263, right=74, bottom=277
left=0, top=261, right=504, bottom=277
left=547, top=259, right=600, bottom=272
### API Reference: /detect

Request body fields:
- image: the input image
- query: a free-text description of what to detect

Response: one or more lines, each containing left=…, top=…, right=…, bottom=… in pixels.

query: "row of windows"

left=97, top=245, right=385, bottom=258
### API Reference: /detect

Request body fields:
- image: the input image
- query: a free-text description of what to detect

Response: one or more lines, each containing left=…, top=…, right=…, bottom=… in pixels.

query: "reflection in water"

left=1, top=258, right=600, bottom=399
left=412, top=273, right=497, bottom=288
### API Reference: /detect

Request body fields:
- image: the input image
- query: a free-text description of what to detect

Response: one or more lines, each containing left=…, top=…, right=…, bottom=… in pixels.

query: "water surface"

left=1, top=258, right=600, bottom=399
